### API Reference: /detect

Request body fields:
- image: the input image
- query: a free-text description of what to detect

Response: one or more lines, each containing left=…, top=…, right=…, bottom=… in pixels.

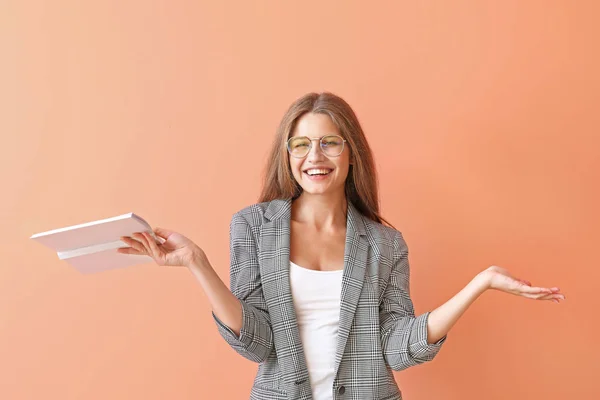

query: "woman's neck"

left=291, top=192, right=348, bottom=232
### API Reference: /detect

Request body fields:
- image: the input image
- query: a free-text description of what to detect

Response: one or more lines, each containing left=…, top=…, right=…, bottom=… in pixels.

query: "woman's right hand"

left=118, top=227, right=206, bottom=269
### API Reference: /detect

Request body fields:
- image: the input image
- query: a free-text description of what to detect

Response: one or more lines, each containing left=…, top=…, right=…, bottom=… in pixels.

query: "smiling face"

left=288, top=112, right=352, bottom=197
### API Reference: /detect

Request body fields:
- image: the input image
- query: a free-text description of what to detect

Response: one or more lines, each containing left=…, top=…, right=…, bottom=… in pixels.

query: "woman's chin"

left=298, top=183, right=344, bottom=196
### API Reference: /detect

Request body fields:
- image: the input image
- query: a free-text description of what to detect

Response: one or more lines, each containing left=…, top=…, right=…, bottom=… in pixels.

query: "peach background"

left=1, top=1, right=598, bottom=399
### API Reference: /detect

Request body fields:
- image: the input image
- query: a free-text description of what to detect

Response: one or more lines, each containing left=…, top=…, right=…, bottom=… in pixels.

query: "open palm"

left=482, top=265, right=565, bottom=303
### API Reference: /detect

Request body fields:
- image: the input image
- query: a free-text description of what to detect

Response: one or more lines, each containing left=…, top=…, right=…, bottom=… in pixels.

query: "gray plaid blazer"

left=213, top=198, right=446, bottom=400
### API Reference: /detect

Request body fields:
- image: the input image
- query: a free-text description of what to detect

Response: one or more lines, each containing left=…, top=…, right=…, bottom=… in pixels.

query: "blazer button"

left=337, top=385, right=345, bottom=395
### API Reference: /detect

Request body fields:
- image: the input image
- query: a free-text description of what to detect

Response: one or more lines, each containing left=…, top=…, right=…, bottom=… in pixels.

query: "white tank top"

left=289, top=261, right=344, bottom=400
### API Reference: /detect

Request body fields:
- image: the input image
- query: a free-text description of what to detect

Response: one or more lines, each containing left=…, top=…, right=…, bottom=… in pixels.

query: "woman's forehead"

left=292, top=113, right=340, bottom=137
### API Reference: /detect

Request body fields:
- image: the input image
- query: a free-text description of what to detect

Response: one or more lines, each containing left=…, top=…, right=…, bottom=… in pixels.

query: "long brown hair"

left=258, top=92, right=394, bottom=228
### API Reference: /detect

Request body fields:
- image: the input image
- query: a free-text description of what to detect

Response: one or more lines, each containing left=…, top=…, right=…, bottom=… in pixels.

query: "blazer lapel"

left=333, top=201, right=369, bottom=373
left=259, top=199, right=311, bottom=398
left=259, top=198, right=370, bottom=396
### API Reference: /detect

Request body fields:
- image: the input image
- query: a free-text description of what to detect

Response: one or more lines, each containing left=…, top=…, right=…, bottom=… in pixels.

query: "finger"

left=125, top=233, right=146, bottom=245
left=520, top=293, right=550, bottom=300
left=117, top=246, right=144, bottom=255
left=521, top=292, right=564, bottom=300
left=516, top=285, right=553, bottom=295
left=132, top=232, right=152, bottom=254
left=142, top=231, right=164, bottom=261
left=154, top=227, right=173, bottom=240
left=537, top=293, right=565, bottom=301
left=120, top=236, right=146, bottom=253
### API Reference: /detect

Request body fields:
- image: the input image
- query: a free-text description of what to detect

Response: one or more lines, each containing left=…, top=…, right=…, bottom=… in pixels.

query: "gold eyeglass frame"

left=286, top=135, right=347, bottom=158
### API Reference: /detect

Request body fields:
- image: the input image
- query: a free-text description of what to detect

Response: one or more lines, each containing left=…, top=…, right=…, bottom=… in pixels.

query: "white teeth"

left=305, top=169, right=332, bottom=176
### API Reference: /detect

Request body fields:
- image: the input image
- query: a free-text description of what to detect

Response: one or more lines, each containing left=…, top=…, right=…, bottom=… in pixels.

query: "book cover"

left=30, top=212, right=162, bottom=273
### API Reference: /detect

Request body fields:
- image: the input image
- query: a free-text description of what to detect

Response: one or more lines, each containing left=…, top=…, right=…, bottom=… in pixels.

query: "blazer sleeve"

left=379, top=230, right=447, bottom=371
left=212, top=212, right=274, bottom=363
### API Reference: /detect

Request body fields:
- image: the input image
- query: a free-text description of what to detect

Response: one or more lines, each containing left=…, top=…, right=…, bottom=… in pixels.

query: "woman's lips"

left=304, top=169, right=333, bottom=181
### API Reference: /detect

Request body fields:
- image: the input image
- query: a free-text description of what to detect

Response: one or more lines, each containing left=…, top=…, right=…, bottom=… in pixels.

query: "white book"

left=30, top=212, right=165, bottom=273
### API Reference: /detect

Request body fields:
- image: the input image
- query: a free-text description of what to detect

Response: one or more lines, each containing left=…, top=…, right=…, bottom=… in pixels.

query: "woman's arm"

left=425, top=274, right=487, bottom=344
left=205, top=213, right=274, bottom=363
left=120, top=213, right=274, bottom=363
left=379, top=232, right=564, bottom=371
left=188, top=253, right=244, bottom=335
left=379, top=232, right=446, bottom=371
left=191, top=251, right=274, bottom=363
left=426, top=266, right=565, bottom=344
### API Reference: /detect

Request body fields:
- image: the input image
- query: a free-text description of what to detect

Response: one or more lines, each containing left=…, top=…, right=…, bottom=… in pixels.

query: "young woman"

left=119, top=92, right=565, bottom=400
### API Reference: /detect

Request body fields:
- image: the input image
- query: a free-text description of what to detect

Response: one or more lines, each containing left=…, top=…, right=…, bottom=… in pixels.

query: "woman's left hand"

left=478, top=265, right=565, bottom=303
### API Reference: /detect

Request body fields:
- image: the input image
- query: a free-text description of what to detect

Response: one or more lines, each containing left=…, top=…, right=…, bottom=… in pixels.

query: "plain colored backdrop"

left=1, top=1, right=598, bottom=399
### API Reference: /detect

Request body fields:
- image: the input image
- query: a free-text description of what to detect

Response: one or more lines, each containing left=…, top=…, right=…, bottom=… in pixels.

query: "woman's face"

left=288, top=112, right=351, bottom=197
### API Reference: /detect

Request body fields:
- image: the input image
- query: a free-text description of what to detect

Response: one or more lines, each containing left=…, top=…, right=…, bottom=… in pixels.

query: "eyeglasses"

left=286, top=135, right=347, bottom=158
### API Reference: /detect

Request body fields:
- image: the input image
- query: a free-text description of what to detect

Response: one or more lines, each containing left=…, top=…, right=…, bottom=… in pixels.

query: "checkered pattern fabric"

left=213, top=198, right=446, bottom=399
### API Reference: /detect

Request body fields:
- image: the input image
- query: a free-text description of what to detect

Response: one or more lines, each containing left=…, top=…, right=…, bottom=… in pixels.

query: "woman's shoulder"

left=230, top=199, right=284, bottom=225
left=361, top=215, right=407, bottom=251
left=362, top=214, right=398, bottom=237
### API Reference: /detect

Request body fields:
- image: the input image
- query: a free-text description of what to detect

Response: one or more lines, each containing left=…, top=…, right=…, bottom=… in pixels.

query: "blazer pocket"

left=250, top=385, right=288, bottom=400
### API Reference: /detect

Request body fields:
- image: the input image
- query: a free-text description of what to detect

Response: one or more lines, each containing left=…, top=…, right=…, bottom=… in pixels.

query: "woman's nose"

left=307, top=139, right=326, bottom=160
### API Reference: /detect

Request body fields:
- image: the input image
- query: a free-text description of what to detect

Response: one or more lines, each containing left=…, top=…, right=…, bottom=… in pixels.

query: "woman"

left=118, top=92, right=565, bottom=400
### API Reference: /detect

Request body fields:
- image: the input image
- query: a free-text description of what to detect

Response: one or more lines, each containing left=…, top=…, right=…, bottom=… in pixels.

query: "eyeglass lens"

left=287, top=135, right=344, bottom=157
